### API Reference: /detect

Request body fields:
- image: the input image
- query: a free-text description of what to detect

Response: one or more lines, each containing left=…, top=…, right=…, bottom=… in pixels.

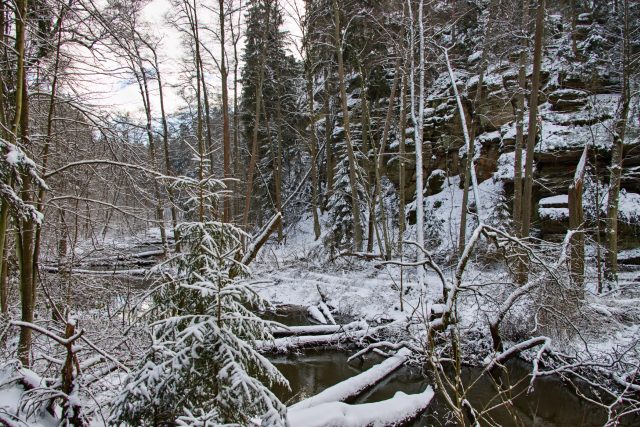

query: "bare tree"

left=605, top=0, right=631, bottom=284
left=407, top=0, right=427, bottom=292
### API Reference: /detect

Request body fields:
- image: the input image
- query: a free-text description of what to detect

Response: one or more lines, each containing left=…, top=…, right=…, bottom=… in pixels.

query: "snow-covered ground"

left=252, top=178, right=640, bottom=407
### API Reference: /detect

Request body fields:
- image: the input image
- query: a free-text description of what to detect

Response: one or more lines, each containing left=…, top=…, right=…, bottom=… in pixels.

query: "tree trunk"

left=407, top=0, right=427, bottom=291
left=32, top=13, right=65, bottom=296
left=199, top=54, right=215, bottom=187
left=457, top=0, right=499, bottom=256
left=375, top=55, right=402, bottom=259
left=230, top=5, right=242, bottom=220
left=332, top=0, right=363, bottom=252
left=152, top=46, right=181, bottom=251
left=12, top=0, right=34, bottom=366
left=274, top=71, right=286, bottom=240
left=193, top=0, right=206, bottom=222
left=520, top=0, right=545, bottom=240
left=517, top=0, right=545, bottom=284
left=605, top=0, right=630, bottom=284
left=242, top=11, right=269, bottom=231
left=569, top=145, right=587, bottom=297
left=18, top=83, right=35, bottom=368
left=0, top=252, right=8, bottom=314
left=135, top=50, right=167, bottom=253
left=306, top=62, right=321, bottom=240
left=398, top=68, right=408, bottom=258
left=444, top=46, right=482, bottom=257
left=513, top=0, right=530, bottom=235
left=358, top=74, right=377, bottom=254
left=324, top=69, right=335, bottom=203
left=219, top=0, right=232, bottom=223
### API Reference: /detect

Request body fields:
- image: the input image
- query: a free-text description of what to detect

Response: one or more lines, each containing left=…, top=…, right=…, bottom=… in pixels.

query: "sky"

left=78, top=0, right=305, bottom=120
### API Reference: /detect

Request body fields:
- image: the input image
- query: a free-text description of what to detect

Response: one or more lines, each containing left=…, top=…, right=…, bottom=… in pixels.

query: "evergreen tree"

left=110, top=177, right=288, bottom=426
left=241, top=0, right=302, bottom=229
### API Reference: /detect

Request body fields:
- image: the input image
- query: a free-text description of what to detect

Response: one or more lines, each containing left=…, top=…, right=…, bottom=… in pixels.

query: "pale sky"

left=77, top=0, right=305, bottom=120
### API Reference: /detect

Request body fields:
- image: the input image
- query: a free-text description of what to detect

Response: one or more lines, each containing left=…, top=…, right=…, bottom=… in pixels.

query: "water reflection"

left=271, top=350, right=638, bottom=426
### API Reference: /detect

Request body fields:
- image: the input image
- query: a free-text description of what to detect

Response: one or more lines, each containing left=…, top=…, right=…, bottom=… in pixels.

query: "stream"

left=265, top=307, right=638, bottom=426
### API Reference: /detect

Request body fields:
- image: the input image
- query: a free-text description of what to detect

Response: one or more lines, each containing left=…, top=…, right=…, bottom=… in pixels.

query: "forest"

left=0, top=0, right=639, bottom=426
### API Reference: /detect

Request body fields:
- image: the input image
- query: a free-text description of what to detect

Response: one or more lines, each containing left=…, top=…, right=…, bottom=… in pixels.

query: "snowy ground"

left=252, top=179, right=640, bottom=402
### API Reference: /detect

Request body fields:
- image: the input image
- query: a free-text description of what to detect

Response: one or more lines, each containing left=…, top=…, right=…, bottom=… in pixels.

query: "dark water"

left=264, top=306, right=637, bottom=426
left=271, top=349, right=638, bottom=426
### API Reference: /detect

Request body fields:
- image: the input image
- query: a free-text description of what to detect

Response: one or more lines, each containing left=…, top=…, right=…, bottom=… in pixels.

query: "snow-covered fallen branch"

left=41, top=265, right=147, bottom=276
left=273, top=321, right=367, bottom=338
left=287, top=386, right=434, bottom=427
left=259, top=322, right=399, bottom=353
left=483, top=336, right=551, bottom=373
left=289, top=348, right=412, bottom=411
left=308, top=305, right=327, bottom=324
left=318, top=302, right=336, bottom=325
left=241, top=212, right=282, bottom=267
left=258, top=331, right=363, bottom=352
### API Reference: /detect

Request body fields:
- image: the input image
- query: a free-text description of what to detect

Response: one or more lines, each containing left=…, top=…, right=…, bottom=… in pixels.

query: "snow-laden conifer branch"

left=1, top=137, right=46, bottom=223
left=111, top=206, right=288, bottom=426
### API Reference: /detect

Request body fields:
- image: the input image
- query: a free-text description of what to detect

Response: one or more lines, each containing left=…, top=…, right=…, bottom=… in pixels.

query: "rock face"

left=317, top=1, right=638, bottom=243
left=548, top=89, right=589, bottom=112
left=385, top=6, right=638, bottom=240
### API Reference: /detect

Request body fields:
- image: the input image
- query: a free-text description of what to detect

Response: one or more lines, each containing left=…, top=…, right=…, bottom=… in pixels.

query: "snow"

left=319, top=302, right=337, bottom=325
left=308, top=305, right=328, bottom=324
left=618, top=191, right=640, bottom=224
left=539, top=207, right=569, bottom=221
left=273, top=322, right=365, bottom=337
left=539, top=195, right=571, bottom=221
left=539, top=195, right=568, bottom=206
left=467, top=50, right=482, bottom=64
left=5, top=147, right=22, bottom=166
left=0, top=364, right=58, bottom=427
left=288, top=386, right=434, bottom=427
left=494, top=151, right=530, bottom=181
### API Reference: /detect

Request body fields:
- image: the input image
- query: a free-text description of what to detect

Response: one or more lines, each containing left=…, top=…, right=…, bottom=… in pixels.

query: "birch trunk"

left=407, top=0, right=426, bottom=291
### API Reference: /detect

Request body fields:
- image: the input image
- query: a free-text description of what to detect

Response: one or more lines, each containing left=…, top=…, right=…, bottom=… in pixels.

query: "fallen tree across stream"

left=289, top=347, right=412, bottom=411
left=272, top=321, right=368, bottom=338
left=260, top=321, right=400, bottom=352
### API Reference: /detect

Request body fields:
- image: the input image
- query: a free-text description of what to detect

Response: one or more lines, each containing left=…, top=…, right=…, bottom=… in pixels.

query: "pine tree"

left=110, top=177, right=288, bottom=426
left=241, top=0, right=302, bottom=230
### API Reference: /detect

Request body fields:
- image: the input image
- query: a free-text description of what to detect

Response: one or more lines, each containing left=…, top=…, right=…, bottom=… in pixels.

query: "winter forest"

left=0, top=0, right=639, bottom=425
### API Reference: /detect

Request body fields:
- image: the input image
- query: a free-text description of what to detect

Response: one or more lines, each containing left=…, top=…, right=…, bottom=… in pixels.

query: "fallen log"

left=289, top=347, right=412, bottom=411
left=255, top=321, right=398, bottom=353
left=272, top=321, right=367, bottom=338
left=260, top=322, right=399, bottom=353
left=319, top=302, right=336, bottom=325
left=41, top=266, right=147, bottom=276
left=287, top=386, right=434, bottom=427
left=258, top=332, right=363, bottom=352
left=241, top=212, right=282, bottom=266
left=308, top=305, right=328, bottom=324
